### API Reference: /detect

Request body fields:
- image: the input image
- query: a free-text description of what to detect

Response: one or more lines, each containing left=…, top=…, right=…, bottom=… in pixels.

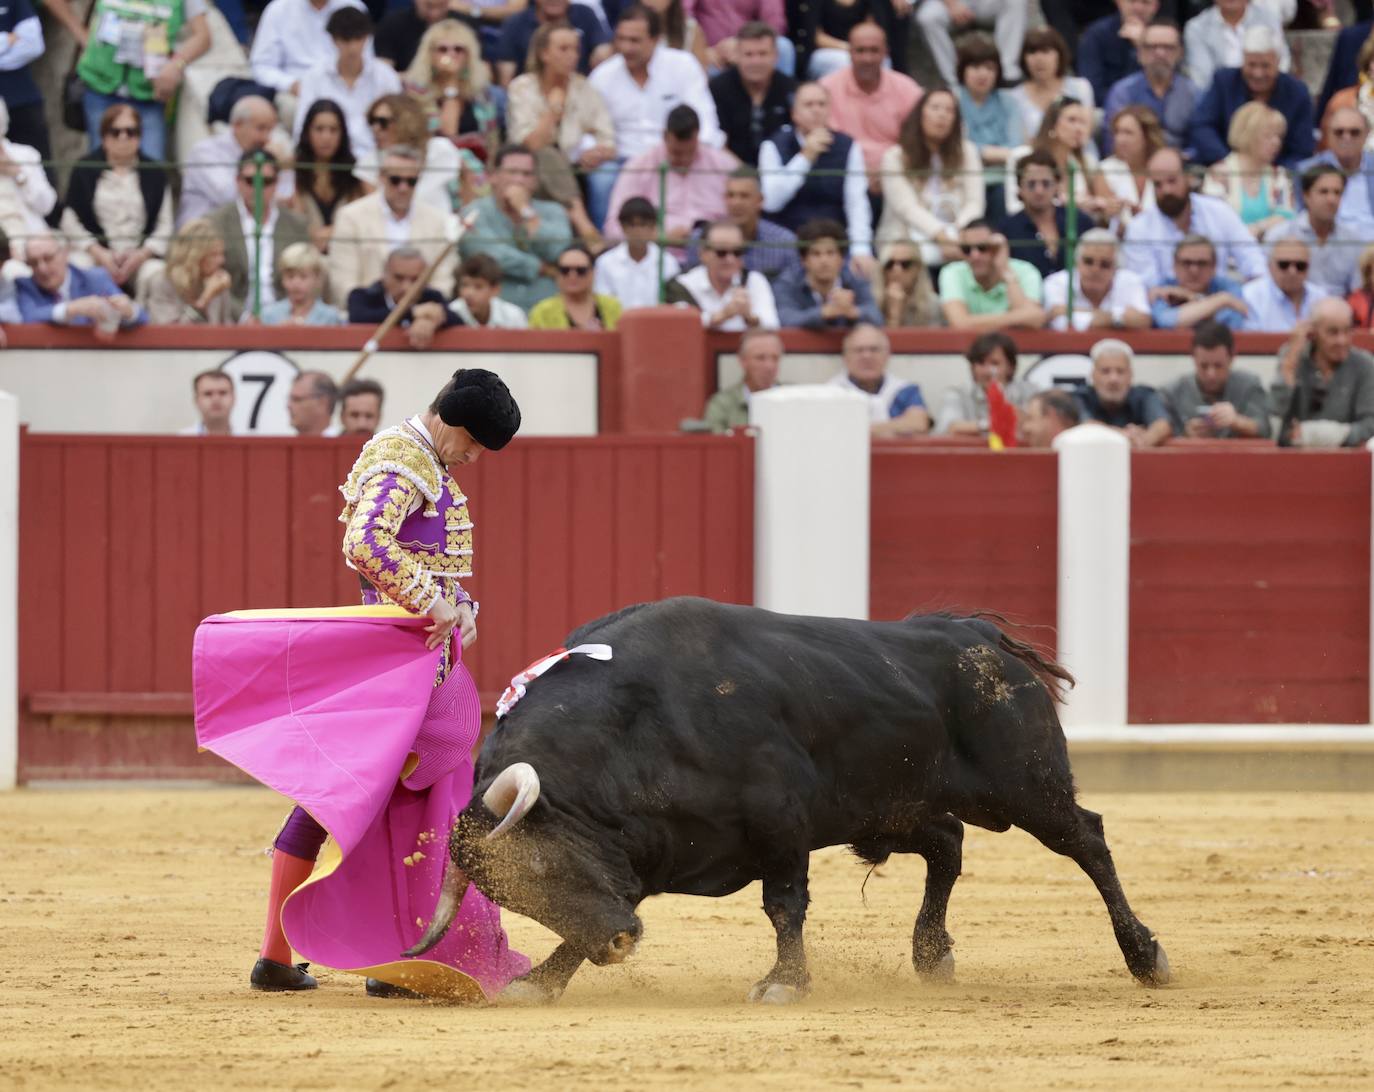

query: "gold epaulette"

left=339, top=427, right=444, bottom=522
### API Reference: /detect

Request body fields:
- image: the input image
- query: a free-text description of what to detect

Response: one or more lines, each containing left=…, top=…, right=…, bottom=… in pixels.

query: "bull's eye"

left=529, top=851, right=547, bottom=877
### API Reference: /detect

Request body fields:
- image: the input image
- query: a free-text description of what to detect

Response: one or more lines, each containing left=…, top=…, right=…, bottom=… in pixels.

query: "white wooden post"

left=1366, top=439, right=1374, bottom=727
left=1054, top=423, right=1131, bottom=731
left=751, top=386, right=870, bottom=619
left=0, top=392, right=17, bottom=788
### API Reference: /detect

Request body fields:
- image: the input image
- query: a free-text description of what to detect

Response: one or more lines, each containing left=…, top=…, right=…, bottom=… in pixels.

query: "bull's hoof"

left=496, top=978, right=558, bottom=1006
left=1140, top=940, right=1171, bottom=988
left=917, top=950, right=956, bottom=983
left=746, top=981, right=807, bottom=1005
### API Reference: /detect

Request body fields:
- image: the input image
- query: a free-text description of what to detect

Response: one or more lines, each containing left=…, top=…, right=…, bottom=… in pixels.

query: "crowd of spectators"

left=4, top=0, right=1374, bottom=446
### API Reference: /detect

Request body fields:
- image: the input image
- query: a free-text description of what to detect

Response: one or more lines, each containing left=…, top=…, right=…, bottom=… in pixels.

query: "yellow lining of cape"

left=222, top=605, right=420, bottom=621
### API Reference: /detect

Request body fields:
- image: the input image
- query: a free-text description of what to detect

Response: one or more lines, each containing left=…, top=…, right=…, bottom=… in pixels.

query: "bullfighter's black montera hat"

left=436, top=368, right=521, bottom=451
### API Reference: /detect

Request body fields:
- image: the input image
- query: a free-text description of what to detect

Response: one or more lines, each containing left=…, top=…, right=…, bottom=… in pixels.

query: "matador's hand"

left=426, top=597, right=459, bottom=650
left=456, top=602, right=477, bottom=650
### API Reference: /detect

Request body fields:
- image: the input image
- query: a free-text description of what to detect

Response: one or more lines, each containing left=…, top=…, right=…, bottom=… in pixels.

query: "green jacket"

left=77, top=0, right=185, bottom=101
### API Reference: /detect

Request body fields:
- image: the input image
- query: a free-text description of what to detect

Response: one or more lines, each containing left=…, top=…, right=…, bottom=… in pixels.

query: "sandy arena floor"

left=0, top=788, right=1370, bottom=1090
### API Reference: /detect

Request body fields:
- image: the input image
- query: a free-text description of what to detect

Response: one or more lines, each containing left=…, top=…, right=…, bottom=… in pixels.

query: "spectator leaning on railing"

left=1273, top=297, right=1374, bottom=448
left=773, top=218, right=881, bottom=330
left=934, top=330, right=1034, bottom=437
left=1161, top=320, right=1271, bottom=439
left=146, top=217, right=236, bottom=324
left=16, top=231, right=147, bottom=339
left=700, top=327, right=783, bottom=433
left=1075, top=339, right=1172, bottom=448
left=829, top=322, right=930, bottom=439
left=347, top=244, right=458, bottom=348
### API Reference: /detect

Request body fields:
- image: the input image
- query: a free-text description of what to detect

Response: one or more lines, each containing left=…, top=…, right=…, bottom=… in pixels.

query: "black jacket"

left=346, top=282, right=459, bottom=326
left=709, top=67, right=796, bottom=166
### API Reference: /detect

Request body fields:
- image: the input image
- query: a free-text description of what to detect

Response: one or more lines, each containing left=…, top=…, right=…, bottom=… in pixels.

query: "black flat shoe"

left=366, top=977, right=426, bottom=1000
left=250, top=958, right=317, bottom=991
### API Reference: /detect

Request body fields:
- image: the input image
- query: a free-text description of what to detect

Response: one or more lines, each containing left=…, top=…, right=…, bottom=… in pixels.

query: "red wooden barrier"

left=17, top=432, right=754, bottom=780
left=1128, top=450, right=1371, bottom=724
left=869, top=448, right=1059, bottom=646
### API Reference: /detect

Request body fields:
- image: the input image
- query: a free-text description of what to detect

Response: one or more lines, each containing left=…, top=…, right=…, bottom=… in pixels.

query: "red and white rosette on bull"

left=495, top=644, right=613, bottom=719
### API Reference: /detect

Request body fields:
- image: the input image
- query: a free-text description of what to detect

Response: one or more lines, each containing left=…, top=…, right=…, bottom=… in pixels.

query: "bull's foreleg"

left=747, top=856, right=811, bottom=1005
left=907, top=813, right=964, bottom=981
left=497, top=942, right=586, bottom=1006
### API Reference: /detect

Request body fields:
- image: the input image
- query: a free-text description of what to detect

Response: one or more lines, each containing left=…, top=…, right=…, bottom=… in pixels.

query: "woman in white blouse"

left=877, top=89, right=984, bottom=267
left=1008, top=26, right=1095, bottom=141
left=1004, top=98, right=1120, bottom=221
left=1098, top=105, right=1163, bottom=224
left=59, top=103, right=171, bottom=302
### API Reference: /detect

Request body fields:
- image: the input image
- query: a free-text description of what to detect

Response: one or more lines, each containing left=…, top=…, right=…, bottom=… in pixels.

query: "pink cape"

left=192, top=606, right=530, bottom=1000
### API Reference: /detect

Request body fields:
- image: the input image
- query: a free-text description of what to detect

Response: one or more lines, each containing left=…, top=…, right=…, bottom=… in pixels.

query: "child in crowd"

left=448, top=254, right=528, bottom=328
left=259, top=243, right=345, bottom=326
left=594, top=197, right=680, bottom=312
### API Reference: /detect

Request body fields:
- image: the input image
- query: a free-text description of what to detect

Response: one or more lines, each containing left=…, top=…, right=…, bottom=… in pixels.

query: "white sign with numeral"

left=219, top=350, right=301, bottom=435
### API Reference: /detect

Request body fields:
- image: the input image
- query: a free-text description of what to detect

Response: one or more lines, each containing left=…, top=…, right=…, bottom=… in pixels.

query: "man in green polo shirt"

left=937, top=219, right=1047, bottom=333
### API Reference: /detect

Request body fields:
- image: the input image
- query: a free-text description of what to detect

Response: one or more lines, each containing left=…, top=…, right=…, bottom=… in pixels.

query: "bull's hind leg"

left=907, top=813, right=964, bottom=981
left=746, top=853, right=811, bottom=1005
left=1018, top=804, right=1170, bottom=987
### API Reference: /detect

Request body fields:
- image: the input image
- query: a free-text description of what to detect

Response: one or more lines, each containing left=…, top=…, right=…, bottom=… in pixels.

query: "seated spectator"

left=250, top=0, right=366, bottom=122
left=1123, top=147, right=1266, bottom=287
left=507, top=22, right=617, bottom=245
left=286, top=99, right=371, bottom=256
left=210, top=151, right=313, bottom=317
left=60, top=104, right=171, bottom=303
left=16, top=231, right=147, bottom=338
left=828, top=322, right=929, bottom=438
left=594, top=196, right=681, bottom=311
left=1318, top=30, right=1374, bottom=140
left=0, top=0, right=50, bottom=172
left=179, top=96, right=295, bottom=229
left=293, top=9, right=402, bottom=162
left=1183, top=0, right=1289, bottom=95
left=665, top=219, right=779, bottom=330
left=1102, top=17, right=1196, bottom=154
left=774, top=218, right=881, bottom=330
left=340, top=377, right=384, bottom=436
left=529, top=243, right=623, bottom=329
left=333, top=145, right=456, bottom=306
left=1149, top=234, right=1248, bottom=331
left=458, top=143, right=571, bottom=311
left=1044, top=227, right=1150, bottom=331
left=604, top=105, right=738, bottom=253
left=1161, top=320, right=1271, bottom=438
left=701, top=327, right=783, bottom=432
left=259, top=242, right=345, bottom=325
left=1005, top=97, right=1121, bottom=221
left=403, top=20, right=496, bottom=147
left=878, top=90, right=984, bottom=267
left=587, top=5, right=724, bottom=228
left=180, top=369, right=236, bottom=436
left=646, top=0, right=711, bottom=71
left=1265, top=165, right=1360, bottom=298
left=1200, top=102, right=1295, bottom=239
left=1001, top=150, right=1096, bottom=278
left=1241, top=238, right=1326, bottom=332
left=496, top=0, right=609, bottom=86
left=1009, top=27, right=1093, bottom=140
left=359, top=93, right=468, bottom=215
left=449, top=254, right=528, bottom=328
left=1189, top=27, right=1312, bottom=170
left=374, top=0, right=459, bottom=73
left=1077, top=0, right=1156, bottom=108
left=759, top=82, right=872, bottom=267
left=873, top=240, right=941, bottom=327
left=146, top=218, right=237, bottom=324
left=956, top=33, right=1025, bottom=179
left=915, top=0, right=1026, bottom=88
left=1273, top=297, right=1374, bottom=447
left=709, top=22, right=796, bottom=166
left=73, top=0, right=209, bottom=162
left=0, top=99, right=55, bottom=264
left=689, top=1, right=793, bottom=75
left=938, top=220, right=1045, bottom=332
left=1020, top=388, right=1082, bottom=447
left=1350, top=244, right=1374, bottom=331
left=797, top=0, right=912, bottom=80
left=1297, top=108, right=1374, bottom=236
left=289, top=370, right=342, bottom=436
left=1316, top=18, right=1371, bottom=125
left=1074, top=338, right=1172, bottom=447
left=347, top=244, right=457, bottom=347
left=819, top=21, right=922, bottom=182
left=1099, top=106, right=1164, bottom=227
left=934, top=330, right=1034, bottom=436
left=686, top=168, right=802, bottom=283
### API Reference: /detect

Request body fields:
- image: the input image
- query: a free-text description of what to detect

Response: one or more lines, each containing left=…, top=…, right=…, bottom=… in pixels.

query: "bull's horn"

left=483, top=762, right=541, bottom=840
left=403, top=862, right=470, bottom=957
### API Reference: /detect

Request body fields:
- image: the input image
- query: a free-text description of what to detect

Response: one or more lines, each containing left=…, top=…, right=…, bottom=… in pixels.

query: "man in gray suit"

left=208, top=150, right=313, bottom=318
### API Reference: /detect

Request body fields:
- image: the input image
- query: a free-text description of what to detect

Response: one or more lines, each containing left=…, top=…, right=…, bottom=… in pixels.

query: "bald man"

left=1274, top=297, right=1374, bottom=448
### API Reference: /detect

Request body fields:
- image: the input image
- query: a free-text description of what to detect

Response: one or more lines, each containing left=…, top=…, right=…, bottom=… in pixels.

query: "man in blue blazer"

left=1188, top=27, right=1314, bottom=170
left=16, top=232, right=147, bottom=337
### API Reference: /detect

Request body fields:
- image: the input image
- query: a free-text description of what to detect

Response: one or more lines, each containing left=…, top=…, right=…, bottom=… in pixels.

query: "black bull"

left=409, top=598, right=1170, bottom=1002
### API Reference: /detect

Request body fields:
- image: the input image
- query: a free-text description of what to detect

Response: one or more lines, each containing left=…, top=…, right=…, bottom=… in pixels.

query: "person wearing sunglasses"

left=1239, top=237, right=1327, bottom=332
left=529, top=243, right=622, bottom=330
left=873, top=240, right=940, bottom=327
left=292, top=7, right=401, bottom=162
left=998, top=149, right=1096, bottom=279
left=1265, top=165, right=1360, bottom=300
left=1295, top=107, right=1374, bottom=238
left=1043, top=227, right=1150, bottom=332
left=664, top=219, right=779, bottom=331
left=938, top=219, right=1047, bottom=333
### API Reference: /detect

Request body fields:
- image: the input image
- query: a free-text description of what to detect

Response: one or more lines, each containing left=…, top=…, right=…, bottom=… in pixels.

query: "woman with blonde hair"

left=877, top=90, right=984, bottom=267
left=1006, top=98, right=1121, bottom=221
left=872, top=240, right=942, bottom=327
left=1099, top=105, right=1164, bottom=220
left=361, top=93, right=472, bottom=212
left=1203, top=101, right=1294, bottom=239
left=507, top=21, right=616, bottom=245
left=1348, top=243, right=1374, bottom=329
left=145, top=218, right=237, bottom=324
left=259, top=242, right=344, bottom=326
left=403, top=20, right=497, bottom=148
